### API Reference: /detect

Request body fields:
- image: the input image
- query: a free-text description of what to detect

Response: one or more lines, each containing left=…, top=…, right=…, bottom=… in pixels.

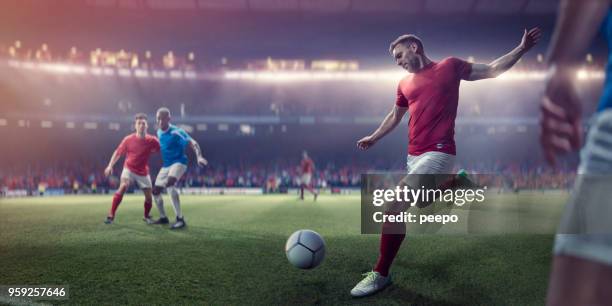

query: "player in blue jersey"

left=542, top=0, right=612, bottom=304
left=152, top=107, right=208, bottom=229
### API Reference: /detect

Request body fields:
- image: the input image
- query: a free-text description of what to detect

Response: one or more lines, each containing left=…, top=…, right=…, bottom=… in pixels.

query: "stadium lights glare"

left=4, top=60, right=606, bottom=83
left=169, top=70, right=183, bottom=79
left=134, top=69, right=150, bottom=78
left=576, top=69, right=604, bottom=81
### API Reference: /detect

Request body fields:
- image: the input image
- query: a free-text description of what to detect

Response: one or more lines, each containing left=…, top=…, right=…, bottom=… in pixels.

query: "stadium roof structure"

left=14, top=0, right=559, bottom=16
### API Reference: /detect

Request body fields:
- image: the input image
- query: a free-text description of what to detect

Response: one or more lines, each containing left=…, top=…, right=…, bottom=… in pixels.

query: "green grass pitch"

left=0, top=193, right=568, bottom=305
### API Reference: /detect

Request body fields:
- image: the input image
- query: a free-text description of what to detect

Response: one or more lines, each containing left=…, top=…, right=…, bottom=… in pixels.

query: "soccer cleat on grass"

left=153, top=217, right=169, bottom=225
left=455, top=169, right=476, bottom=188
left=143, top=217, right=155, bottom=225
left=170, top=217, right=186, bottom=230
left=350, top=271, right=391, bottom=297
left=104, top=216, right=114, bottom=224
left=314, top=193, right=318, bottom=201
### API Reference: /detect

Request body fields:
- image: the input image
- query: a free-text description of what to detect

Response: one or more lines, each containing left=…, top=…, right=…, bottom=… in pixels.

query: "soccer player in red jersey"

left=103, top=113, right=160, bottom=224
left=299, top=151, right=319, bottom=201
left=351, top=28, right=541, bottom=297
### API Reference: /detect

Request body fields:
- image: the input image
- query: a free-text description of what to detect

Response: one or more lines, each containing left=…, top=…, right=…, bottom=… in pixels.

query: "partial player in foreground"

left=352, top=28, right=540, bottom=297
left=542, top=0, right=612, bottom=304
left=103, top=113, right=160, bottom=224
left=299, top=151, right=319, bottom=201
left=152, top=107, right=208, bottom=229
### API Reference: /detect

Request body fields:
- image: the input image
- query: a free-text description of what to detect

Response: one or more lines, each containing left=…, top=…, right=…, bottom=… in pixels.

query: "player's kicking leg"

left=104, top=171, right=131, bottom=224
left=351, top=152, right=454, bottom=297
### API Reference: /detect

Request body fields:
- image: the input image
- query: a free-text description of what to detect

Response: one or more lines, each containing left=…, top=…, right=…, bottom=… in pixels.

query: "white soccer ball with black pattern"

left=285, top=229, right=326, bottom=269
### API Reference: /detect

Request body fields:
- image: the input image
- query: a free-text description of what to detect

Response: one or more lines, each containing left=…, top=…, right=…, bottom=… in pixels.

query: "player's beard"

left=407, top=57, right=422, bottom=73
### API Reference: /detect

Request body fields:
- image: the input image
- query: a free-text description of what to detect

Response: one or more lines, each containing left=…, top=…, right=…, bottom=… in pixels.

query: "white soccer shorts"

left=554, top=109, right=612, bottom=266
left=406, top=151, right=456, bottom=175
left=120, top=168, right=153, bottom=189
left=301, top=173, right=312, bottom=186
left=155, top=163, right=187, bottom=187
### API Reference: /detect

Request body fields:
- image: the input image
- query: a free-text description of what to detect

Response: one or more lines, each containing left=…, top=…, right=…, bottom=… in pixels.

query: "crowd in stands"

left=1, top=158, right=577, bottom=196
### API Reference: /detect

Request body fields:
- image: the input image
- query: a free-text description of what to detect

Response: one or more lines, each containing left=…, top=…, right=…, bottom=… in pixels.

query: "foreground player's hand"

left=104, top=166, right=113, bottom=177
left=197, top=157, right=208, bottom=167
left=519, top=27, right=542, bottom=52
left=357, top=135, right=377, bottom=150
left=541, top=66, right=583, bottom=166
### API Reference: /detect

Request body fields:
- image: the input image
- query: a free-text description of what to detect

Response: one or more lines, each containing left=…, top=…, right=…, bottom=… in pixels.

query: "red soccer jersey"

left=116, top=134, right=160, bottom=176
left=396, top=57, right=472, bottom=156
left=301, top=158, right=314, bottom=174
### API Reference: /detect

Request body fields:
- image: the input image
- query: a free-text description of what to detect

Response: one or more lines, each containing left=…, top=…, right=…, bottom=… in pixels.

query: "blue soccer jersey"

left=157, top=124, right=192, bottom=167
left=599, top=7, right=612, bottom=112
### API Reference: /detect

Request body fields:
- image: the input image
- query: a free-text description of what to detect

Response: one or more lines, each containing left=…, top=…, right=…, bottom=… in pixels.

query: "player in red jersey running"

left=103, top=113, right=160, bottom=225
left=351, top=28, right=541, bottom=297
left=299, top=151, right=319, bottom=201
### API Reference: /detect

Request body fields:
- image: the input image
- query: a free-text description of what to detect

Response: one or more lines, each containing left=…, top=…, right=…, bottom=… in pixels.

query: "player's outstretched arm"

left=189, top=139, right=208, bottom=167
left=466, top=27, right=542, bottom=81
left=104, top=150, right=121, bottom=177
left=357, top=105, right=408, bottom=150
left=541, top=0, right=610, bottom=166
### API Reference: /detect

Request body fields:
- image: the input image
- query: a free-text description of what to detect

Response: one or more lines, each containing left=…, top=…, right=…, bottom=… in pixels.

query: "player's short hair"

left=134, top=113, right=148, bottom=121
left=389, top=34, right=424, bottom=55
left=156, top=107, right=171, bottom=117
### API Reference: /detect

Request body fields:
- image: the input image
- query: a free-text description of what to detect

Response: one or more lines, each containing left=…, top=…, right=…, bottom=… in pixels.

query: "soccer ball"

left=285, top=229, right=326, bottom=269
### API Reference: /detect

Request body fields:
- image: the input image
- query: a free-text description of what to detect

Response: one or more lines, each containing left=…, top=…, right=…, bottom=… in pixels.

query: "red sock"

left=109, top=192, right=123, bottom=218
left=373, top=233, right=406, bottom=277
left=144, top=200, right=152, bottom=218
left=373, top=218, right=407, bottom=277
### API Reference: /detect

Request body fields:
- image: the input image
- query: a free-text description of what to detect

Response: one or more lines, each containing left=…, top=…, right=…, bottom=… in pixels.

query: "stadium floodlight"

left=90, top=67, right=103, bottom=75
left=152, top=70, right=167, bottom=79
left=103, top=68, right=115, bottom=76
left=4, top=59, right=606, bottom=82
left=23, top=62, right=37, bottom=70
left=118, top=68, right=131, bottom=77
left=169, top=70, right=183, bottom=79
left=134, top=69, right=150, bottom=78
left=84, top=122, right=98, bottom=129
left=184, top=71, right=197, bottom=79
left=41, top=121, right=53, bottom=128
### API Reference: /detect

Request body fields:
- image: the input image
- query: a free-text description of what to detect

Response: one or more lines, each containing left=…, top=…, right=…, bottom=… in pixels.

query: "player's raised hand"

left=357, top=135, right=377, bottom=150
left=197, top=156, right=208, bottom=167
left=104, top=166, right=113, bottom=177
left=541, top=67, right=583, bottom=166
left=519, top=27, right=542, bottom=52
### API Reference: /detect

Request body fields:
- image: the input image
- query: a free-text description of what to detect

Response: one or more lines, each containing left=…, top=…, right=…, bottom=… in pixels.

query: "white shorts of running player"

left=554, top=109, right=612, bottom=266
left=120, top=168, right=153, bottom=189
left=301, top=173, right=312, bottom=186
left=406, top=151, right=455, bottom=175
left=155, top=163, right=187, bottom=187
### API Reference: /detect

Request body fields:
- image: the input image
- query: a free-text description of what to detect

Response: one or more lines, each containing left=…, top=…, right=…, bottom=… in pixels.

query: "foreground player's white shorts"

left=155, top=162, right=187, bottom=187
left=120, top=168, right=153, bottom=189
left=301, top=173, right=312, bottom=186
left=387, top=151, right=456, bottom=213
left=406, top=151, right=456, bottom=175
left=554, top=109, right=612, bottom=266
